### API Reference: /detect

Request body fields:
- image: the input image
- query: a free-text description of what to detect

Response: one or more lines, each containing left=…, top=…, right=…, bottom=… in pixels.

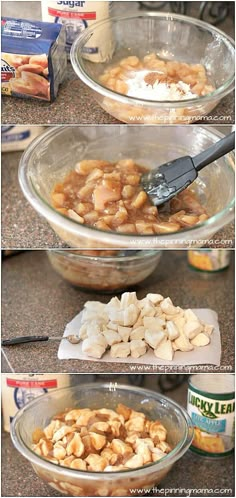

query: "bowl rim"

left=11, top=382, right=194, bottom=479
left=18, top=125, right=235, bottom=245
left=47, top=248, right=161, bottom=263
left=70, top=12, right=235, bottom=107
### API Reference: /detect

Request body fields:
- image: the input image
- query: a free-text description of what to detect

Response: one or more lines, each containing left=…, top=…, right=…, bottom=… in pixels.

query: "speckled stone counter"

left=1, top=1, right=235, bottom=125
left=2, top=250, right=234, bottom=373
left=2, top=150, right=234, bottom=249
left=2, top=65, right=235, bottom=126
left=1, top=377, right=234, bottom=497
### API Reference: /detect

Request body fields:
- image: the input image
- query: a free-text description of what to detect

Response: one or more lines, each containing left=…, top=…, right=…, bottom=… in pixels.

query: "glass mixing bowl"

left=18, top=125, right=235, bottom=249
left=70, top=13, right=235, bottom=124
left=47, top=249, right=162, bottom=293
left=11, top=383, right=194, bottom=497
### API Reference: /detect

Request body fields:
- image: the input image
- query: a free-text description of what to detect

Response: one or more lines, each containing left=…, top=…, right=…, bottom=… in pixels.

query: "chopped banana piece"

left=78, top=322, right=89, bottom=340
left=138, top=297, right=152, bottom=308
left=107, top=309, right=124, bottom=325
left=124, top=454, right=144, bottom=469
left=106, top=297, right=121, bottom=310
left=149, top=421, right=167, bottom=441
left=157, top=441, right=172, bottom=453
left=108, top=322, right=118, bottom=331
left=145, top=330, right=166, bottom=349
left=154, top=339, right=174, bottom=361
left=151, top=447, right=167, bottom=462
left=104, top=465, right=124, bottom=472
left=82, top=309, right=108, bottom=324
left=173, top=316, right=186, bottom=333
left=175, top=307, right=184, bottom=316
left=166, top=321, right=179, bottom=341
left=123, top=304, right=140, bottom=326
left=130, top=339, right=147, bottom=358
left=191, top=333, right=210, bottom=347
left=136, top=437, right=154, bottom=450
left=117, top=326, right=132, bottom=342
left=184, top=321, right=202, bottom=339
left=132, top=315, right=144, bottom=329
left=164, top=313, right=182, bottom=321
left=140, top=305, right=156, bottom=318
left=110, top=342, right=131, bottom=358
left=146, top=293, right=164, bottom=304
left=184, top=309, right=199, bottom=322
left=172, top=342, right=179, bottom=351
left=82, top=335, right=107, bottom=359
left=204, top=324, right=214, bottom=336
left=130, top=326, right=145, bottom=341
left=143, top=316, right=165, bottom=331
left=86, top=454, right=108, bottom=472
left=86, top=321, right=103, bottom=337
left=120, top=292, right=138, bottom=309
left=102, top=330, right=122, bottom=346
left=160, top=297, right=178, bottom=315
left=84, top=301, right=106, bottom=311
left=134, top=440, right=152, bottom=464
left=174, top=333, right=193, bottom=352
left=110, top=439, right=133, bottom=456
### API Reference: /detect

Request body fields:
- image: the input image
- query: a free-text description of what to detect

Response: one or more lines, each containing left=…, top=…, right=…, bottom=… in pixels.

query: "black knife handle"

left=1, top=336, right=49, bottom=346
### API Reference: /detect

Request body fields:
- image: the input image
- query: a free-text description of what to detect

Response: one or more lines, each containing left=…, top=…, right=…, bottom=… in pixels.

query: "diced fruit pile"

left=32, top=404, right=172, bottom=471
left=79, top=292, right=214, bottom=361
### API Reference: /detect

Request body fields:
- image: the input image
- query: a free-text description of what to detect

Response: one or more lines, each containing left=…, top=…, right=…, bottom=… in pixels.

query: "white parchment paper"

left=58, top=309, right=221, bottom=366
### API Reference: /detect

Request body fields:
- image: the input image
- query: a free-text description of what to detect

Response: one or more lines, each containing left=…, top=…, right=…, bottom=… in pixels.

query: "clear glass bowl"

left=11, top=383, right=194, bottom=497
left=18, top=125, right=235, bottom=249
left=70, top=13, right=235, bottom=124
left=47, top=249, right=162, bottom=293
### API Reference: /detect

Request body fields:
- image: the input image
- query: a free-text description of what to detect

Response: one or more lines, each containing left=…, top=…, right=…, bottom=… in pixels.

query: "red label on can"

left=48, top=8, right=96, bottom=20
left=1, top=72, right=13, bottom=82
left=6, top=378, right=58, bottom=388
left=1, top=59, right=15, bottom=82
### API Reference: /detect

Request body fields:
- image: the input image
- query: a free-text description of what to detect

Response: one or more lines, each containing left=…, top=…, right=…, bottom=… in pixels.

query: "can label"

left=1, top=59, right=16, bottom=82
left=1, top=374, right=70, bottom=432
left=188, top=250, right=231, bottom=272
left=6, top=378, right=58, bottom=388
left=41, top=1, right=112, bottom=61
left=187, top=387, right=235, bottom=457
left=48, top=7, right=97, bottom=20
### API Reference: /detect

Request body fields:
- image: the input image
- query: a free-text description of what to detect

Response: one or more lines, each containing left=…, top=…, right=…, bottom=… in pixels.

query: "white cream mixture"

left=126, top=70, right=197, bottom=101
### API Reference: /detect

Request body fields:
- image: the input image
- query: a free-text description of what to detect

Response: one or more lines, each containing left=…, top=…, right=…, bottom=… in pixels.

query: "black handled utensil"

left=141, top=131, right=235, bottom=206
left=1, top=335, right=80, bottom=346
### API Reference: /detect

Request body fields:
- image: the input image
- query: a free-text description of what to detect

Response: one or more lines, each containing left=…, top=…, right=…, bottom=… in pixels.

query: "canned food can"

left=187, top=374, right=235, bottom=458
left=1, top=374, right=71, bottom=432
left=41, top=1, right=112, bottom=61
left=187, top=250, right=231, bottom=272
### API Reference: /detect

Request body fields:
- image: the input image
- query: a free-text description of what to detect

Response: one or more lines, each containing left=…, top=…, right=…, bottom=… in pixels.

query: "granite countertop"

left=1, top=1, right=235, bottom=125
left=2, top=250, right=234, bottom=374
left=1, top=376, right=234, bottom=497
left=2, top=64, right=235, bottom=126
left=2, top=150, right=235, bottom=249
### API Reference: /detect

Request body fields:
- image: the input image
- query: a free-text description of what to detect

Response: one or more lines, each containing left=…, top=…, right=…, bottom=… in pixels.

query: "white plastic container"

left=1, top=126, right=44, bottom=152
left=41, top=1, right=112, bottom=61
left=1, top=373, right=70, bottom=432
